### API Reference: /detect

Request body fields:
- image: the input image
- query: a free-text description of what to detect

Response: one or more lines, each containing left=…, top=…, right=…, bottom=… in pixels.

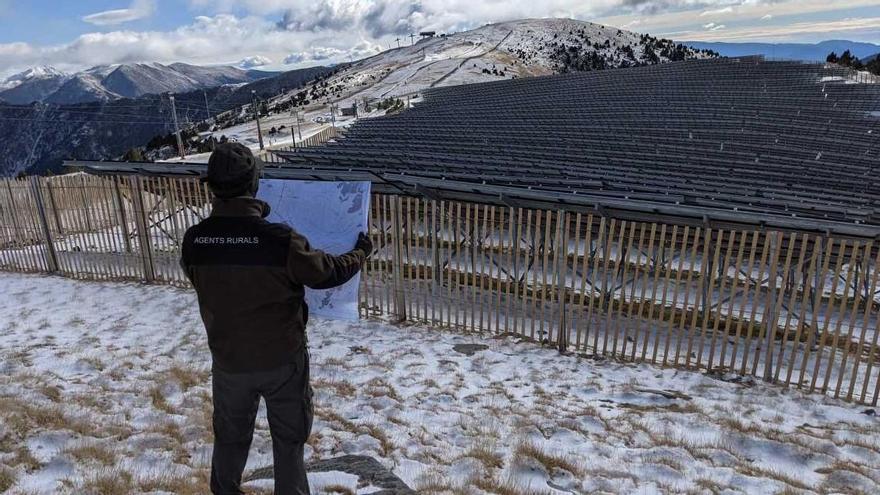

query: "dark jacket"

left=181, top=196, right=366, bottom=372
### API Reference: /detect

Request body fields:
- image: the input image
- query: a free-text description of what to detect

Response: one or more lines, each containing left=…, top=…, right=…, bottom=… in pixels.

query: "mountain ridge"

left=0, top=62, right=278, bottom=105
left=681, top=40, right=880, bottom=62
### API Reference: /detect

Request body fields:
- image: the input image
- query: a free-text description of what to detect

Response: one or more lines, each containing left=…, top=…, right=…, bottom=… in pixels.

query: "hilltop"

left=1, top=18, right=714, bottom=176
left=270, top=18, right=714, bottom=108
left=197, top=18, right=714, bottom=152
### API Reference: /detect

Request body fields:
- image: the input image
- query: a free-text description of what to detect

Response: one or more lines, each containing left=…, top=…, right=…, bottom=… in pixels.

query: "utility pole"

left=251, top=90, right=264, bottom=150
left=409, top=33, right=416, bottom=46
left=330, top=104, right=337, bottom=128
left=202, top=90, right=210, bottom=121
left=395, top=37, right=401, bottom=48
left=169, top=94, right=185, bottom=160
left=291, top=108, right=303, bottom=149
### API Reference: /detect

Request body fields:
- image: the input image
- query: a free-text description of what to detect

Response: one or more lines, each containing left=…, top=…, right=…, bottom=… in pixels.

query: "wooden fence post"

left=430, top=200, right=441, bottom=314
left=113, top=178, right=132, bottom=253
left=43, top=180, right=63, bottom=233
left=129, top=176, right=156, bottom=283
left=30, top=177, right=58, bottom=273
left=556, top=209, right=569, bottom=353
left=389, top=195, right=406, bottom=322
left=762, top=231, right=783, bottom=381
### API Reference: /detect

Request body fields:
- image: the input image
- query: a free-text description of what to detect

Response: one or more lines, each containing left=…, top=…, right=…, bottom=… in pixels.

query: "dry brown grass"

left=38, top=385, right=62, bottom=403
left=10, top=446, right=41, bottom=472
left=192, top=389, right=215, bottom=443
left=774, top=487, right=809, bottom=495
left=68, top=393, right=104, bottom=411
left=63, top=442, right=117, bottom=466
left=412, top=471, right=471, bottom=495
left=387, top=415, right=411, bottom=428
left=321, top=357, right=351, bottom=368
left=166, top=365, right=209, bottom=391
left=471, top=473, right=554, bottom=495
left=147, top=418, right=186, bottom=446
left=321, top=485, right=356, bottom=495
left=313, top=378, right=357, bottom=398
left=643, top=453, right=685, bottom=473
left=67, top=316, right=86, bottom=327
left=815, top=459, right=880, bottom=487
left=734, top=462, right=812, bottom=491
left=316, top=407, right=359, bottom=433
left=149, top=385, right=176, bottom=414
left=513, top=441, right=584, bottom=477
left=619, top=401, right=701, bottom=414
left=363, top=377, right=401, bottom=402
left=77, top=467, right=135, bottom=495
left=360, top=423, right=395, bottom=457
left=692, top=477, right=727, bottom=495
left=79, top=355, right=105, bottom=371
left=136, top=468, right=211, bottom=495
left=459, top=444, right=504, bottom=470
left=0, top=397, right=99, bottom=439
left=0, top=466, right=16, bottom=493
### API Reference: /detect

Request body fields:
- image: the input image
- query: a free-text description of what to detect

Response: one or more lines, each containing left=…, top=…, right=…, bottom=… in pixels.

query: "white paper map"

left=258, top=179, right=371, bottom=321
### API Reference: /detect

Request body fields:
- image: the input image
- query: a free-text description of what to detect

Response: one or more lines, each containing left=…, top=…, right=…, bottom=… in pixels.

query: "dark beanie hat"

left=204, top=143, right=262, bottom=199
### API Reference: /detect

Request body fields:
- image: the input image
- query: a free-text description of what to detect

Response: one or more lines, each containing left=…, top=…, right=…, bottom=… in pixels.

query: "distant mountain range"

left=0, top=62, right=277, bottom=105
left=0, top=65, right=332, bottom=176
left=681, top=40, right=880, bottom=63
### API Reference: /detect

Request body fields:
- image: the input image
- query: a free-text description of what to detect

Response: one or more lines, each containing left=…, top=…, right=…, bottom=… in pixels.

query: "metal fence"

left=2, top=174, right=879, bottom=405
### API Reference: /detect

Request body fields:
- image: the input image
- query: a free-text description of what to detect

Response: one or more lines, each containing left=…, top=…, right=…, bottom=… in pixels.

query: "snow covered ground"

left=0, top=273, right=878, bottom=494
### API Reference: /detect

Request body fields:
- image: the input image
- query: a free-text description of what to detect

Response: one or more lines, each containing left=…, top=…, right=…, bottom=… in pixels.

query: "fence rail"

left=2, top=174, right=879, bottom=406
left=258, top=126, right=341, bottom=164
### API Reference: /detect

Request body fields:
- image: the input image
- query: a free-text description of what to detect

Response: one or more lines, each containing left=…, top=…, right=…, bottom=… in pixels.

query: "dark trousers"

left=210, top=350, right=313, bottom=495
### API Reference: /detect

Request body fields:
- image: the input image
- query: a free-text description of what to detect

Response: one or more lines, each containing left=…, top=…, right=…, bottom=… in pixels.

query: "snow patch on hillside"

left=0, top=273, right=877, bottom=494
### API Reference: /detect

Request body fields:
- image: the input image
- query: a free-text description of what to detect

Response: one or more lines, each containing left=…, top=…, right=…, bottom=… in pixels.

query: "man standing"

left=180, top=143, right=373, bottom=495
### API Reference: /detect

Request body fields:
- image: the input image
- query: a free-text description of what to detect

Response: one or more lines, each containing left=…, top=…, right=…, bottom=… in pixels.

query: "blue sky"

left=0, top=0, right=878, bottom=77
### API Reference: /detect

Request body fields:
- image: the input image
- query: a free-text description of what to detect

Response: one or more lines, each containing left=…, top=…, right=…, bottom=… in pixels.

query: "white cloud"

left=700, top=7, right=733, bottom=17
left=597, top=0, right=880, bottom=38
left=0, top=13, right=390, bottom=77
left=684, top=16, right=880, bottom=41
left=239, top=55, right=272, bottom=68
left=761, top=14, right=773, bottom=20
left=284, top=39, right=382, bottom=64
left=82, top=0, right=155, bottom=26
left=0, top=0, right=876, bottom=78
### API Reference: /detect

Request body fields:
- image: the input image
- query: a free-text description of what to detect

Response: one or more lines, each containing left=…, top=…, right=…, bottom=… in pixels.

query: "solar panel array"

left=275, top=57, right=880, bottom=236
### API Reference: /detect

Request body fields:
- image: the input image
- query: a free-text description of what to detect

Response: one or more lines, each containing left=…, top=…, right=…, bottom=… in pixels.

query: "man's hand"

left=355, top=232, right=373, bottom=258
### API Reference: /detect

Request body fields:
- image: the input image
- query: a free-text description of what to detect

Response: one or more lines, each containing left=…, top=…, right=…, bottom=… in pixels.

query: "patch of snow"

left=1, top=273, right=876, bottom=493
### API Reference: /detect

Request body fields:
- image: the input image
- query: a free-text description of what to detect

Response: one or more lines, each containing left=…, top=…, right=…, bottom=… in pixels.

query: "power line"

left=0, top=108, right=176, bottom=120
left=0, top=116, right=173, bottom=125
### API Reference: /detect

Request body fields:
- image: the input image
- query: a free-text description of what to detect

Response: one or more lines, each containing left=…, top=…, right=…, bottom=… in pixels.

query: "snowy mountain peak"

left=1, top=66, right=68, bottom=90
left=0, top=62, right=276, bottom=105
left=277, top=17, right=714, bottom=108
